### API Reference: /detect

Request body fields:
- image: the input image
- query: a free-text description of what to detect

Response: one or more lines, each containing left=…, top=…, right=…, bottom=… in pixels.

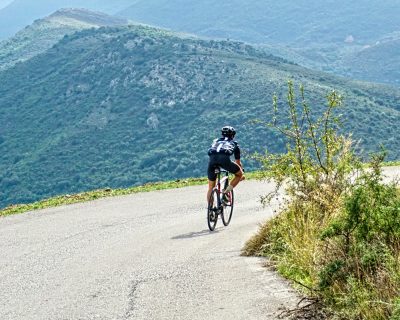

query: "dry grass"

left=243, top=178, right=400, bottom=319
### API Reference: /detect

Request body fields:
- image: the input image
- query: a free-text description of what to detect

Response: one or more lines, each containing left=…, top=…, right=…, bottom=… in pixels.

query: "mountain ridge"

left=118, top=0, right=400, bottom=86
left=48, top=8, right=129, bottom=26
left=0, top=0, right=134, bottom=40
left=1, top=1, right=400, bottom=85
left=0, top=8, right=130, bottom=71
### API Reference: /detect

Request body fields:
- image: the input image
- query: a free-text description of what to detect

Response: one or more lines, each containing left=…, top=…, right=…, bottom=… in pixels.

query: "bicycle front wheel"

left=222, top=189, right=234, bottom=226
left=207, top=189, right=219, bottom=231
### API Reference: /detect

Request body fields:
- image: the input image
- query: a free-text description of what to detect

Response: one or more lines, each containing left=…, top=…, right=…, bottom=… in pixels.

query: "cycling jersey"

left=207, top=137, right=241, bottom=181
left=207, top=137, right=241, bottom=160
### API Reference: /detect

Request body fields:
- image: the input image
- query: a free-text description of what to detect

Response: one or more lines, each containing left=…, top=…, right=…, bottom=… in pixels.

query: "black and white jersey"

left=208, top=137, right=241, bottom=160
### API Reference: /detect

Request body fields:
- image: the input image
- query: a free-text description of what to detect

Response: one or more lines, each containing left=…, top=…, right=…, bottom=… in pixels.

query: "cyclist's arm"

left=235, top=159, right=245, bottom=173
left=233, top=142, right=243, bottom=170
left=235, top=159, right=246, bottom=180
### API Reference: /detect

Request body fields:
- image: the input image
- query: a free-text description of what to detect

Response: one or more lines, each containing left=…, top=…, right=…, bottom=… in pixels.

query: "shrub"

left=244, top=81, right=400, bottom=319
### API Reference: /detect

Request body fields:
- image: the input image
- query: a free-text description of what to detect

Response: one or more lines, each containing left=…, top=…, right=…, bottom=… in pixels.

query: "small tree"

left=257, top=80, right=359, bottom=211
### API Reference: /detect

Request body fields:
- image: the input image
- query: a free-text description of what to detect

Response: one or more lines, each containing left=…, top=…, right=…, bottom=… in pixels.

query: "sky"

left=0, top=0, right=13, bottom=10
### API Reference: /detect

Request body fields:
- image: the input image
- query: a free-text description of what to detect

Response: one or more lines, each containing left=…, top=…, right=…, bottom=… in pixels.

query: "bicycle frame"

left=215, top=168, right=229, bottom=205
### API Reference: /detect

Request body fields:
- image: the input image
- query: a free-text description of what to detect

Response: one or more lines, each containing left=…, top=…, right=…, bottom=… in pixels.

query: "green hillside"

left=0, top=25, right=399, bottom=208
left=0, top=8, right=129, bottom=71
left=119, top=0, right=400, bottom=86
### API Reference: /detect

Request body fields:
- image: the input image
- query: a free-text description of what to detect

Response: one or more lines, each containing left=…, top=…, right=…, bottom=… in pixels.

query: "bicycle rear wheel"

left=207, top=189, right=219, bottom=231
left=222, top=189, right=234, bottom=226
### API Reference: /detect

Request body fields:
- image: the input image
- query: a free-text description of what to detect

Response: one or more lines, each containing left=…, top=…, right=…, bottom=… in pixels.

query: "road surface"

left=1, top=167, right=398, bottom=319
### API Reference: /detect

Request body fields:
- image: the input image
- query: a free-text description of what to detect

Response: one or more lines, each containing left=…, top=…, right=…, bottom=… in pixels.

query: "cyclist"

left=207, top=126, right=244, bottom=203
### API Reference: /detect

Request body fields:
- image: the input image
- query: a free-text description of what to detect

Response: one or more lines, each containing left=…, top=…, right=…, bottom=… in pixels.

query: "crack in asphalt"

left=124, top=279, right=143, bottom=320
left=123, top=273, right=177, bottom=320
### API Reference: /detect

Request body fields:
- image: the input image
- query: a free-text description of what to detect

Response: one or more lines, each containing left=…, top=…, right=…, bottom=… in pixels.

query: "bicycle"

left=207, top=168, right=234, bottom=231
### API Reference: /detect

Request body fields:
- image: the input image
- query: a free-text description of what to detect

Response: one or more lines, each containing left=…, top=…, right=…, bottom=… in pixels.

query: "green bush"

left=244, top=82, right=400, bottom=319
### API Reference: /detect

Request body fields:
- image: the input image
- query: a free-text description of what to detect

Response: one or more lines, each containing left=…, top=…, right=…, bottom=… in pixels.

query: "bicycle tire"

left=222, top=189, right=234, bottom=226
left=207, top=189, right=219, bottom=231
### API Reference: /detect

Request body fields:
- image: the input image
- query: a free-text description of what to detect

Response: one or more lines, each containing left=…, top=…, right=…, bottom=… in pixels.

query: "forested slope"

left=0, top=25, right=399, bottom=207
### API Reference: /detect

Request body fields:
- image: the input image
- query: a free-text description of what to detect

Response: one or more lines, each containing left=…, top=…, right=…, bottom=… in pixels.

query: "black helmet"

left=221, top=126, right=236, bottom=138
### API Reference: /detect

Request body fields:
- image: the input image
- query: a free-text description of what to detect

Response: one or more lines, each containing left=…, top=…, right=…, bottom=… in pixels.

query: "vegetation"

left=119, top=0, right=400, bottom=86
left=243, top=82, right=400, bottom=319
left=385, top=161, right=400, bottom=167
left=0, top=24, right=399, bottom=209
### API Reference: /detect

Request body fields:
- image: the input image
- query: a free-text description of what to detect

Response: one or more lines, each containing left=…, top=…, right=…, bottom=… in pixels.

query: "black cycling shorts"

left=207, top=153, right=241, bottom=181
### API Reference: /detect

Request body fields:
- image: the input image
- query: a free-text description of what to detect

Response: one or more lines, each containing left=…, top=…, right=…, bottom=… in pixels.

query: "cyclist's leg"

left=207, top=179, right=216, bottom=203
left=220, top=157, right=243, bottom=191
left=207, top=156, right=218, bottom=203
left=229, top=168, right=243, bottom=188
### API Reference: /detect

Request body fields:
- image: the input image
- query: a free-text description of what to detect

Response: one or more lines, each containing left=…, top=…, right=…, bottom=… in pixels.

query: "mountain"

left=0, top=8, right=129, bottom=71
left=0, top=25, right=399, bottom=208
left=118, top=0, right=400, bottom=86
left=341, top=33, right=400, bottom=85
left=2, top=1, right=400, bottom=85
left=0, top=0, right=135, bottom=40
left=120, top=0, right=400, bottom=46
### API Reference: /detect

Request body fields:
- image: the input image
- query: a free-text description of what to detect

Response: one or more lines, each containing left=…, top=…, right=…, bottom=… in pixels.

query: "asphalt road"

left=1, top=167, right=398, bottom=319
